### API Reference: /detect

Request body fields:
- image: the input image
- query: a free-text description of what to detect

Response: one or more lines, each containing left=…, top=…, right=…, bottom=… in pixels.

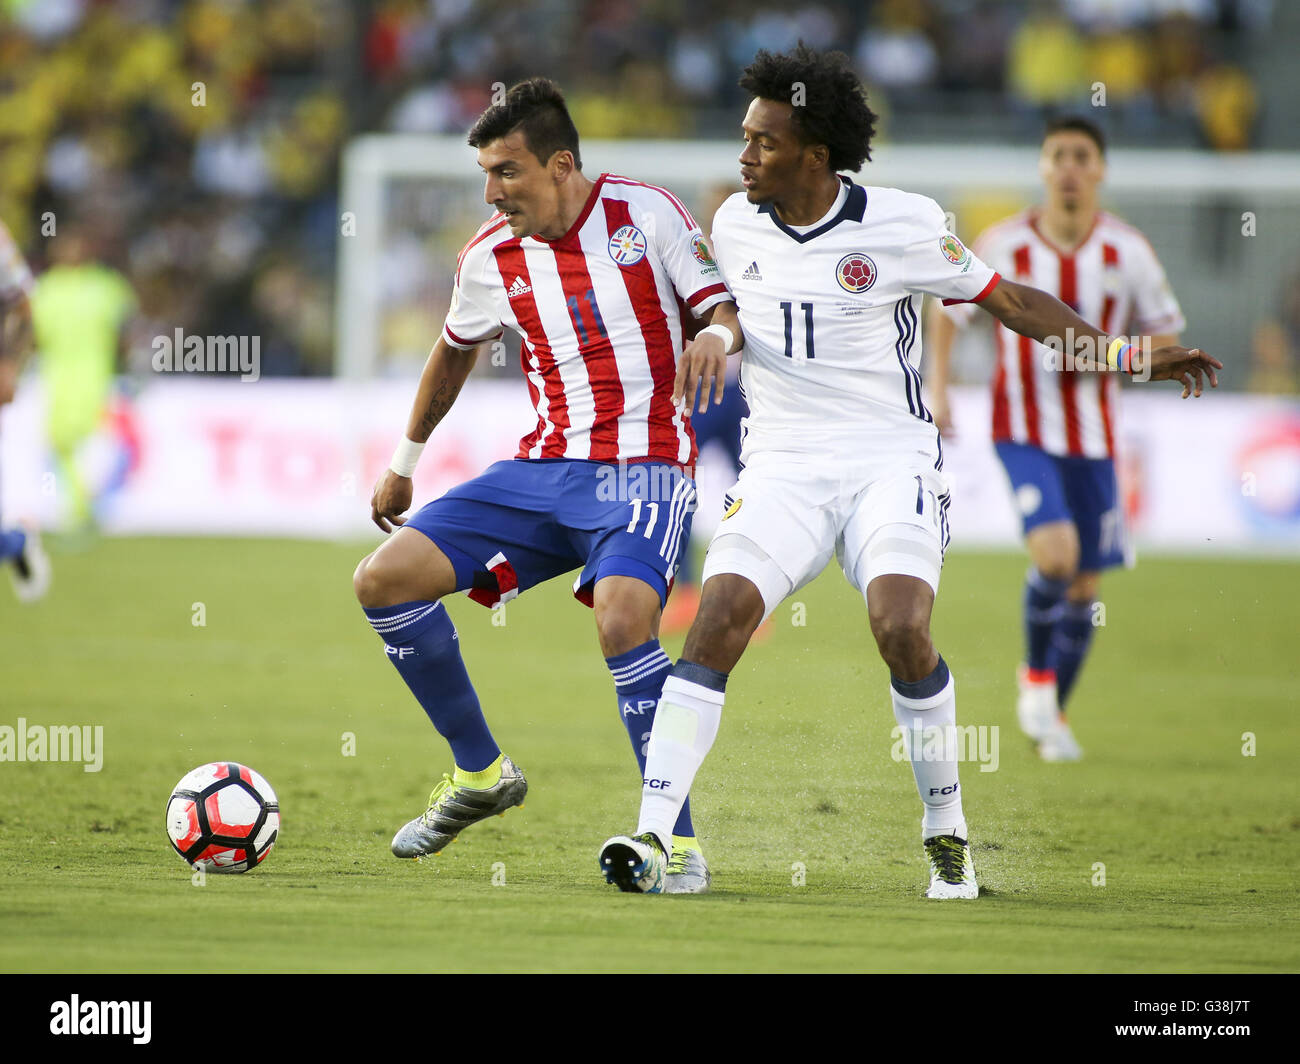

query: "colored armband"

left=1106, top=337, right=1135, bottom=374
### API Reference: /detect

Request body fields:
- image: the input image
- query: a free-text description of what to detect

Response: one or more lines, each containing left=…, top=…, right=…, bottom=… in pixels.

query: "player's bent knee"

left=869, top=609, right=932, bottom=662
left=352, top=555, right=374, bottom=604
left=694, top=576, right=764, bottom=635
left=353, top=539, right=455, bottom=609
left=353, top=552, right=401, bottom=608
left=592, top=574, right=663, bottom=655
left=1027, top=523, right=1080, bottom=582
left=595, top=611, right=656, bottom=657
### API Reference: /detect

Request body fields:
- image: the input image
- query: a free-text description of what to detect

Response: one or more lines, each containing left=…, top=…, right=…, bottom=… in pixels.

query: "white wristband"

left=698, top=323, right=736, bottom=352
left=389, top=436, right=425, bottom=478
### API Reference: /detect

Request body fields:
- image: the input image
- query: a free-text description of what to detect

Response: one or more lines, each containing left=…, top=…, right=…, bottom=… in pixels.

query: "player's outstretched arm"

left=675, top=300, right=741, bottom=415
left=370, top=334, right=478, bottom=533
left=979, top=278, right=1222, bottom=398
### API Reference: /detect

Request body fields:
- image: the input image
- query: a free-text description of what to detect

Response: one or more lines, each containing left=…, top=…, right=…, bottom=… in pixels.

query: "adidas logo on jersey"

left=741, top=261, right=763, bottom=281
left=507, top=276, right=532, bottom=299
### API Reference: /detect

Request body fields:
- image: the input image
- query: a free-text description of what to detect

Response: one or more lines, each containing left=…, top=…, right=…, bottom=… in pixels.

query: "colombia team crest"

left=836, top=252, right=877, bottom=293
left=608, top=225, right=647, bottom=266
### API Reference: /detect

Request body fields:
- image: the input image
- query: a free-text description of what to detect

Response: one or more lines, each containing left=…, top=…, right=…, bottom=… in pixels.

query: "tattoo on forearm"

left=419, top=378, right=462, bottom=436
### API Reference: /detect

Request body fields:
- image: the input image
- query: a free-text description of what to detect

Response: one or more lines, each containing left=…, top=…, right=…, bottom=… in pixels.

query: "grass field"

left=1, top=536, right=1297, bottom=974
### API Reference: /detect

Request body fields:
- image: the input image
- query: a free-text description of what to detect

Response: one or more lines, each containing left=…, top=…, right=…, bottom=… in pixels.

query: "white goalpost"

left=336, top=134, right=1300, bottom=381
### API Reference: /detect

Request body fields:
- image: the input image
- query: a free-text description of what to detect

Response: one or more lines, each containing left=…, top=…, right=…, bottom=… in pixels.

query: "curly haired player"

left=600, top=46, right=1219, bottom=899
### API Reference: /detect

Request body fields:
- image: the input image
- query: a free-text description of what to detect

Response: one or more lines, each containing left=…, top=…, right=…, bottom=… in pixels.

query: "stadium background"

left=1, top=0, right=1298, bottom=980
left=2, top=0, right=1298, bottom=550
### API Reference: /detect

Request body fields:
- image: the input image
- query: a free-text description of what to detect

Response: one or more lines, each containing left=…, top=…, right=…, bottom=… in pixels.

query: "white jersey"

left=713, top=178, right=999, bottom=469
left=945, top=209, right=1185, bottom=459
left=443, top=174, right=730, bottom=465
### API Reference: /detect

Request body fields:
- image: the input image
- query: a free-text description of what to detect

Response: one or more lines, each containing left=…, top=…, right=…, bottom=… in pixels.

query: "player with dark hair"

left=599, top=47, right=1219, bottom=898
left=0, top=216, right=50, bottom=602
left=354, top=78, right=742, bottom=892
left=927, top=115, right=1185, bottom=761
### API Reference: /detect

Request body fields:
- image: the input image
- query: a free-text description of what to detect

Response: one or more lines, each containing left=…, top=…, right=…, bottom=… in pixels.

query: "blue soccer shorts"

left=994, top=441, right=1126, bottom=571
left=405, top=458, right=697, bottom=608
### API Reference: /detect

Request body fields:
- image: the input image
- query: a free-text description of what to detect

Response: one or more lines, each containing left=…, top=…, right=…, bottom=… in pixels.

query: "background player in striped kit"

left=599, top=46, right=1219, bottom=900
left=928, top=117, right=1185, bottom=761
left=0, top=216, right=50, bottom=602
left=353, top=79, right=741, bottom=891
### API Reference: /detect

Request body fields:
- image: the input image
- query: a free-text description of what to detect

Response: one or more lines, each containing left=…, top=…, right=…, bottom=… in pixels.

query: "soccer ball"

left=165, top=762, right=280, bottom=873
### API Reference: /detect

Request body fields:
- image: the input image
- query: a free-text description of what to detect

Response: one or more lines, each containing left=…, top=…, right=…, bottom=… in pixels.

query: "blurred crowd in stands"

left=0, top=0, right=1287, bottom=383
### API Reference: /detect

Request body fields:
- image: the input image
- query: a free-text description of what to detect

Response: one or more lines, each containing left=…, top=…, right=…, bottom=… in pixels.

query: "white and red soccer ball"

left=166, top=762, right=280, bottom=873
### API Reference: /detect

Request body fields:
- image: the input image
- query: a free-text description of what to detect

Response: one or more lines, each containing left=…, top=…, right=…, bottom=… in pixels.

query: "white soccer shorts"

left=700, top=453, right=952, bottom=619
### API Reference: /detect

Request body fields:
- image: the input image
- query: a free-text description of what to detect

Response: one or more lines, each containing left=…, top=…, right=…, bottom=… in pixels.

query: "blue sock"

left=0, top=528, right=25, bottom=562
left=364, top=600, right=500, bottom=772
left=1024, top=568, right=1069, bottom=671
left=1049, top=600, right=1097, bottom=711
left=607, top=639, right=695, bottom=839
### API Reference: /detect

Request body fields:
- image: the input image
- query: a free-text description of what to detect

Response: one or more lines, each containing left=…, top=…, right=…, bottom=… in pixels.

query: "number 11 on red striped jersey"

left=566, top=288, right=609, bottom=345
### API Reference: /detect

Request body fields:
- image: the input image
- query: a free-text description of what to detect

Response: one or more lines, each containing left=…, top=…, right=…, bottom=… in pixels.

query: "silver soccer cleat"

left=1038, top=718, right=1084, bottom=762
left=924, top=833, right=978, bottom=900
left=391, top=755, right=527, bottom=858
left=599, top=832, right=667, bottom=894
left=664, top=842, right=711, bottom=894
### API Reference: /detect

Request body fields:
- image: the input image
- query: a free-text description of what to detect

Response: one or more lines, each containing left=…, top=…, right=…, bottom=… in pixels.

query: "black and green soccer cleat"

left=923, top=833, right=978, bottom=900
left=390, top=755, right=527, bottom=858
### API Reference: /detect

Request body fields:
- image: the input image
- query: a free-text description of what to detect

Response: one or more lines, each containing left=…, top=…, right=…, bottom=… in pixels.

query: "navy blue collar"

left=757, top=176, right=867, bottom=243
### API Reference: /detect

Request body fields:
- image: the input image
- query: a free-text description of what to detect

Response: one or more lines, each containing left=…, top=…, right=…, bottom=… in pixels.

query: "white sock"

left=890, top=658, right=968, bottom=841
left=636, top=673, right=725, bottom=851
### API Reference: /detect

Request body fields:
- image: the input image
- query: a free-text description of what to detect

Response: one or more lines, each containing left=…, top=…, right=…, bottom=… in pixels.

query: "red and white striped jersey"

left=946, top=209, right=1185, bottom=458
left=442, top=173, right=731, bottom=465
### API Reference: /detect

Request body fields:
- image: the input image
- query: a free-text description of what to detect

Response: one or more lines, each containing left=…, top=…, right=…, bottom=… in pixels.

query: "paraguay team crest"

left=940, top=234, right=971, bottom=266
left=608, top=225, right=647, bottom=266
left=836, top=252, right=877, bottom=293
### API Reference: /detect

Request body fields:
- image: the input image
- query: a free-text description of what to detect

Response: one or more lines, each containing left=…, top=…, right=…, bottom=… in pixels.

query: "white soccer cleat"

left=599, top=833, right=667, bottom=894
left=1038, top=716, right=1084, bottom=762
left=663, top=840, right=711, bottom=894
left=8, top=524, right=51, bottom=603
left=1016, top=664, right=1057, bottom=742
left=924, top=834, right=978, bottom=900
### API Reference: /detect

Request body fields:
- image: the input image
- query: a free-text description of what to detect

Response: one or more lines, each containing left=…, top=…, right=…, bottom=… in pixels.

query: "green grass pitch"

left=1, top=537, right=1296, bottom=973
